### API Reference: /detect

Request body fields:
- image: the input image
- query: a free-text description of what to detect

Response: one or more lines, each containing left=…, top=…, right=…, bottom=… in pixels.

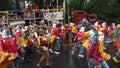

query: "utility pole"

left=67, top=0, right=70, bottom=23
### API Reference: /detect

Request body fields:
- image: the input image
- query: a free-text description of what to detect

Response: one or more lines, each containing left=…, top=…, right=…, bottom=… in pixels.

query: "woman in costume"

left=82, top=18, right=110, bottom=68
left=37, top=30, right=51, bottom=68
left=0, top=32, right=17, bottom=68
left=73, top=27, right=85, bottom=57
left=50, top=23, right=61, bottom=54
left=113, top=24, right=120, bottom=63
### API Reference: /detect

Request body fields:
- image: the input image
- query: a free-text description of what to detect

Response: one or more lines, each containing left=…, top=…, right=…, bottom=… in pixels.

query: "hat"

left=25, top=26, right=28, bottom=31
left=117, top=24, right=120, bottom=29
left=102, top=22, right=106, bottom=27
left=79, top=27, right=85, bottom=32
left=70, top=23, right=74, bottom=26
left=52, top=23, right=56, bottom=28
left=94, top=21, right=99, bottom=26
left=112, top=23, right=115, bottom=26
left=65, top=24, right=69, bottom=26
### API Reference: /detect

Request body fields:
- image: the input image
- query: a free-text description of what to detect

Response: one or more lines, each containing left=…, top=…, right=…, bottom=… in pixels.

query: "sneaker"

left=37, top=64, right=40, bottom=67
left=46, top=63, right=51, bottom=67
left=78, top=54, right=84, bottom=58
left=49, top=49, right=53, bottom=53
left=54, top=51, right=60, bottom=55
left=37, top=64, right=42, bottom=68
left=71, top=51, right=74, bottom=55
left=113, top=57, right=120, bottom=63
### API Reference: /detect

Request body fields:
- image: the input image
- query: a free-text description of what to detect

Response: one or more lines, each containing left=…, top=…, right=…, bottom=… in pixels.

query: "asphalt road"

left=18, top=44, right=120, bottom=68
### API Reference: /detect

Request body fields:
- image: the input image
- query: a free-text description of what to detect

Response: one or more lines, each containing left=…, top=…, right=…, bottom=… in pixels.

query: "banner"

left=43, top=11, right=63, bottom=21
left=10, top=20, right=25, bottom=26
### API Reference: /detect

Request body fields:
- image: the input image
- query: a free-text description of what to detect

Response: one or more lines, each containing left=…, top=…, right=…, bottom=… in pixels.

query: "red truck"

left=73, top=10, right=104, bottom=25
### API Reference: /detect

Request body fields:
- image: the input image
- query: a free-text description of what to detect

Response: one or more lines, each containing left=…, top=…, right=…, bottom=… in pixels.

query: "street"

left=18, top=44, right=120, bottom=68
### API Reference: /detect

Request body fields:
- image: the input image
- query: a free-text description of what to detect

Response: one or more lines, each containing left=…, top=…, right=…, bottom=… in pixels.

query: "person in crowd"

left=50, top=23, right=61, bottom=54
left=69, top=23, right=78, bottom=43
left=82, top=18, right=110, bottom=68
left=2, top=25, right=10, bottom=38
left=0, top=29, right=18, bottom=68
left=20, top=27, right=33, bottom=62
left=73, top=27, right=85, bottom=57
left=109, top=23, right=116, bottom=40
left=113, top=24, right=120, bottom=63
left=62, top=24, right=70, bottom=46
left=37, top=30, right=51, bottom=68
left=94, top=21, right=101, bottom=30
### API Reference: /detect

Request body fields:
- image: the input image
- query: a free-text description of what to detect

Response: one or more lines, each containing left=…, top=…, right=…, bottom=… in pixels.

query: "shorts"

left=42, top=46, right=48, bottom=51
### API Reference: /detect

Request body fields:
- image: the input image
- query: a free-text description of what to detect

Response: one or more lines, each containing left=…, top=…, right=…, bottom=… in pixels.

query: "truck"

left=73, top=10, right=104, bottom=25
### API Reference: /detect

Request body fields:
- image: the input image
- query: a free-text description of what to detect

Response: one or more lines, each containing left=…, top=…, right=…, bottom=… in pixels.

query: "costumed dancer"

left=82, top=18, right=110, bottom=68
left=15, top=26, right=26, bottom=62
left=113, top=24, right=120, bottom=63
left=0, top=30, right=18, bottom=68
left=69, top=23, right=78, bottom=43
left=0, top=45, right=17, bottom=68
left=63, top=24, right=70, bottom=46
left=109, top=23, right=116, bottom=40
left=99, top=22, right=111, bottom=48
left=94, top=21, right=101, bottom=30
left=73, top=27, right=85, bottom=57
left=50, top=23, right=61, bottom=54
left=2, top=25, right=11, bottom=38
left=101, top=22, right=108, bottom=36
left=37, top=31, right=51, bottom=68
left=97, top=30, right=111, bottom=62
left=57, top=23, right=63, bottom=47
left=20, top=27, right=33, bottom=62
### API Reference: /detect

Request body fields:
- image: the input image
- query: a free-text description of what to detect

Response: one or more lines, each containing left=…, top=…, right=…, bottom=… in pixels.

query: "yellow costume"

left=81, top=31, right=90, bottom=48
left=71, top=26, right=78, bottom=34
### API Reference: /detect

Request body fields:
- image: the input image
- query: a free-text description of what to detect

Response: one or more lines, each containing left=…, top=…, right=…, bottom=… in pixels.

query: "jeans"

left=116, top=52, right=120, bottom=58
left=88, top=58, right=109, bottom=68
left=76, top=42, right=84, bottom=55
left=102, top=60, right=110, bottom=68
left=88, top=58, right=101, bottom=68
left=54, top=39, right=61, bottom=52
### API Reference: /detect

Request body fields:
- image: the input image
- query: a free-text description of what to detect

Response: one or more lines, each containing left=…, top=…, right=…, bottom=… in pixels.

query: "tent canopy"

left=9, top=9, right=21, bottom=13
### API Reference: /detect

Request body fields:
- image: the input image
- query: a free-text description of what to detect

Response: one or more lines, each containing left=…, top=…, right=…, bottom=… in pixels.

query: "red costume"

left=50, top=28, right=58, bottom=37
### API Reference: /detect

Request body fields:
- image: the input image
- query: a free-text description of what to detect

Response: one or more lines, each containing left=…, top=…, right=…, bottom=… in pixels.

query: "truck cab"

left=73, top=10, right=103, bottom=25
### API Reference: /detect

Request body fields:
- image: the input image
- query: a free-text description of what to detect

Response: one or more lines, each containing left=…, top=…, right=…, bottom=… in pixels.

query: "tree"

left=0, top=0, right=15, bottom=10
left=83, top=0, right=120, bottom=24
left=34, top=0, right=44, bottom=9
left=14, top=0, right=20, bottom=10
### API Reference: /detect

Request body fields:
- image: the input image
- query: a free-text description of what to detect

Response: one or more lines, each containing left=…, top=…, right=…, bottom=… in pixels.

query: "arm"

left=82, top=18, right=98, bottom=43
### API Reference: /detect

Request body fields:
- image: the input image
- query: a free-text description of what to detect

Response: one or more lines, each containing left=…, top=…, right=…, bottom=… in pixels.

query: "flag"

left=35, top=4, right=39, bottom=9
left=27, top=5, right=32, bottom=12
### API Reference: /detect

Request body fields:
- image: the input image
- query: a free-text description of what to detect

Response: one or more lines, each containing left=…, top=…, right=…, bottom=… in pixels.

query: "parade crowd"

left=0, top=18, right=120, bottom=68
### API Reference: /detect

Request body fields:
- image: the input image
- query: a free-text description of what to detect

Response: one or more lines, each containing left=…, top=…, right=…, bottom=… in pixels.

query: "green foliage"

left=83, top=0, right=120, bottom=24
left=70, top=0, right=81, bottom=10
left=0, top=0, right=120, bottom=24
left=0, top=0, right=15, bottom=10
